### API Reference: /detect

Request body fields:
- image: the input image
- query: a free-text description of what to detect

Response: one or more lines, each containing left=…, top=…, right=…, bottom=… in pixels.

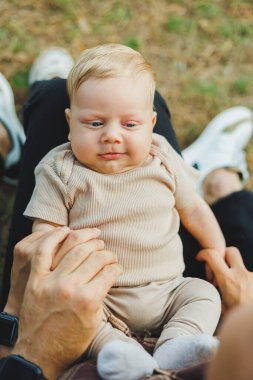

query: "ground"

left=0, top=0, right=253, bottom=289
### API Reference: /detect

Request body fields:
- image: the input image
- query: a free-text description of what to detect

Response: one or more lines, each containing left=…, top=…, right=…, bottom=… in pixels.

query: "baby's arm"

left=33, top=219, right=62, bottom=232
left=178, top=193, right=225, bottom=282
left=178, top=193, right=225, bottom=255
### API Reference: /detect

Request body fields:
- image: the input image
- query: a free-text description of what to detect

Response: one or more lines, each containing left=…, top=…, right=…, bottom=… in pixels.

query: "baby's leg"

left=89, top=320, right=157, bottom=380
left=153, top=278, right=221, bottom=369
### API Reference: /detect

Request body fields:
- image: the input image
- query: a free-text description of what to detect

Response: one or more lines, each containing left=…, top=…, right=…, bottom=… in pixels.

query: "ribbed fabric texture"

left=25, top=134, right=198, bottom=286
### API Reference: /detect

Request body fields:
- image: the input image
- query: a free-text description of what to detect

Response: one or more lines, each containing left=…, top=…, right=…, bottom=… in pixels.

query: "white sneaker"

left=182, top=106, right=253, bottom=196
left=0, top=73, right=26, bottom=184
left=28, top=47, right=74, bottom=86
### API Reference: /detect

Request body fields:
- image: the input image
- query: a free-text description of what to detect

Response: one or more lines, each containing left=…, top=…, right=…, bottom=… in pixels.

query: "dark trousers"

left=1, top=79, right=253, bottom=308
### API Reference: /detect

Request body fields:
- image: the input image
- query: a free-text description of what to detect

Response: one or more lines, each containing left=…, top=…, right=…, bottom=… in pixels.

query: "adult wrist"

left=3, top=294, right=21, bottom=317
left=0, top=346, right=12, bottom=360
left=12, top=342, right=59, bottom=380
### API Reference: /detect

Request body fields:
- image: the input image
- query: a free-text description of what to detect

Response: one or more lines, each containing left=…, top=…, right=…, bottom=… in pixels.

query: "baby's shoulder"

left=151, top=133, right=181, bottom=162
left=37, top=143, right=76, bottom=183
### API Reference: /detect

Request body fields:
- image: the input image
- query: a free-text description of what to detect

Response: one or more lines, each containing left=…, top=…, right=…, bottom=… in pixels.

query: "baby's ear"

left=65, top=109, right=71, bottom=141
left=65, top=108, right=71, bottom=124
left=152, top=111, right=157, bottom=128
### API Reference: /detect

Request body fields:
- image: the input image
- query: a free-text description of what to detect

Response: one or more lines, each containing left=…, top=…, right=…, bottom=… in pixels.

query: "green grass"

left=183, top=79, right=219, bottom=100
left=11, top=70, right=30, bottom=89
left=13, top=35, right=35, bottom=53
left=104, top=1, right=132, bottom=24
left=48, top=0, right=76, bottom=16
left=219, top=20, right=253, bottom=40
left=0, top=28, right=8, bottom=40
left=231, top=75, right=253, bottom=95
left=166, top=16, right=197, bottom=34
left=195, top=81, right=218, bottom=97
left=125, top=35, right=140, bottom=50
left=196, top=3, right=223, bottom=18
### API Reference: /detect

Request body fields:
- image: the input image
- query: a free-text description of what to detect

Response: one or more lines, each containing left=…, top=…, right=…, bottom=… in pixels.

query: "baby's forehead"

left=73, top=74, right=154, bottom=104
left=80, top=72, right=152, bottom=87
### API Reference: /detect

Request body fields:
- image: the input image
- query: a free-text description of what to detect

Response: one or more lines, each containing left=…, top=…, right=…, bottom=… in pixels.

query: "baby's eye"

left=124, top=121, right=138, bottom=128
left=88, top=121, right=103, bottom=128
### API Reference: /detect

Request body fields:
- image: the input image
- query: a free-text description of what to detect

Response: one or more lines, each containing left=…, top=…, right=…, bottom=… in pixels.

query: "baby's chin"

left=77, top=155, right=149, bottom=174
left=92, top=166, right=135, bottom=175
left=84, top=163, right=140, bottom=175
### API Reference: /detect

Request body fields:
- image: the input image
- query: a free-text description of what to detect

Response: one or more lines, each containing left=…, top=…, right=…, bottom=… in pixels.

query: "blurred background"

left=0, top=0, right=253, bottom=279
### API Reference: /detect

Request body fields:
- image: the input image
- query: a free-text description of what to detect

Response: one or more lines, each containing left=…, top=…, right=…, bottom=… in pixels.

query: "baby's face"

left=65, top=75, right=156, bottom=174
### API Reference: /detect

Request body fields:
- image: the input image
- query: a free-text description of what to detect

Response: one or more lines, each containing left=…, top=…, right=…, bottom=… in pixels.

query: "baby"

left=24, top=44, right=225, bottom=380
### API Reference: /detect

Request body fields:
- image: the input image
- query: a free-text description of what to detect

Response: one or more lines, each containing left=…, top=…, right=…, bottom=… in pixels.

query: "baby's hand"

left=198, top=248, right=225, bottom=286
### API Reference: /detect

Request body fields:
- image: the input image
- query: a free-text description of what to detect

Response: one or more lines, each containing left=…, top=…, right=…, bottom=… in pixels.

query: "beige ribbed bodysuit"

left=24, top=133, right=221, bottom=357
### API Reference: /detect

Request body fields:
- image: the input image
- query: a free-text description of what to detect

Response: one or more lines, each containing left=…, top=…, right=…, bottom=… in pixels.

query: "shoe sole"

left=28, top=47, right=74, bottom=85
left=0, top=73, right=25, bottom=177
left=182, top=106, right=253, bottom=166
left=0, top=73, right=25, bottom=143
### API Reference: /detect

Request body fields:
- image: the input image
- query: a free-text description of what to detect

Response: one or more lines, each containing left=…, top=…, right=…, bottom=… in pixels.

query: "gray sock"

left=97, top=339, right=158, bottom=380
left=153, top=334, right=219, bottom=370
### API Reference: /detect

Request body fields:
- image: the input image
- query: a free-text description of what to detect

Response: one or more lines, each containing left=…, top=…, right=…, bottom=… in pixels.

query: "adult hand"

left=4, top=227, right=102, bottom=316
left=11, top=227, right=122, bottom=380
left=207, top=305, right=253, bottom=380
left=197, top=247, right=253, bottom=311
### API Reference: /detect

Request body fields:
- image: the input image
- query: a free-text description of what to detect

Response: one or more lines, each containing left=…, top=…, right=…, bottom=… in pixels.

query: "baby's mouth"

left=99, top=152, right=124, bottom=160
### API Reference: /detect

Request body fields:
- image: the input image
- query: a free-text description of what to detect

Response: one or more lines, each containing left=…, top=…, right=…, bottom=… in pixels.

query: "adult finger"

left=197, top=249, right=230, bottom=283
left=13, top=228, right=69, bottom=268
left=225, top=247, right=245, bottom=269
left=205, top=263, right=214, bottom=283
left=82, top=263, right=123, bottom=305
left=72, top=250, right=119, bottom=284
left=54, top=239, right=105, bottom=275
left=15, top=230, right=48, bottom=245
left=51, top=228, right=101, bottom=270
left=30, top=227, right=71, bottom=273
left=13, top=230, right=50, bottom=260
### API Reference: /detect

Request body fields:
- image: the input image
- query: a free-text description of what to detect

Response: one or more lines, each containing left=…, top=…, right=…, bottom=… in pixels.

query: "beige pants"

left=87, top=277, right=221, bottom=358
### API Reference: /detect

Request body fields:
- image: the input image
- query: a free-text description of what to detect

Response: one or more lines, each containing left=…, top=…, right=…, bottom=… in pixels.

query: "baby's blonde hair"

left=67, top=43, right=156, bottom=106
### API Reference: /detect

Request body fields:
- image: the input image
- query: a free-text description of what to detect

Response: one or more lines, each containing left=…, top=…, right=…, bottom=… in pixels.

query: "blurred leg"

left=202, top=169, right=242, bottom=205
